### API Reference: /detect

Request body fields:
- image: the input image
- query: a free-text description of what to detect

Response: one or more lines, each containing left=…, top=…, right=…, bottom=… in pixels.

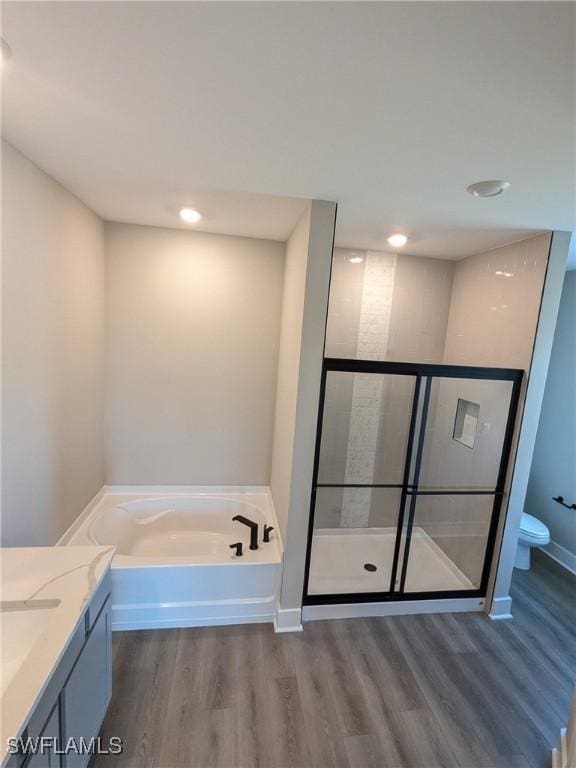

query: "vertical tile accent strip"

left=341, top=252, right=397, bottom=527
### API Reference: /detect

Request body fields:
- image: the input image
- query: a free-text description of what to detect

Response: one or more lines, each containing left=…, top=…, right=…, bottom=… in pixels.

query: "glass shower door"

left=400, top=375, right=518, bottom=594
left=304, top=360, right=522, bottom=603
left=306, top=367, right=418, bottom=596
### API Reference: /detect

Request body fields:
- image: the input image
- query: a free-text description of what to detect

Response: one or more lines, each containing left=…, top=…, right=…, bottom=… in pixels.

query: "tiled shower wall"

left=341, top=252, right=395, bottom=527
left=321, top=249, right=454, bottom=527
left=325, top=248, right=454, bottom=363
left=443, top=233, right=550, bottom=369
left=422, top=233, right=551, bottom=578
left=318, top=235, right=550, bottom=533
left=325, top=234, right=550, bottom=372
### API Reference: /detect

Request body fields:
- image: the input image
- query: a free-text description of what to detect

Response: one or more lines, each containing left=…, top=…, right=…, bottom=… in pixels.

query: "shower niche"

left=453, top=398, right=480, bottom=449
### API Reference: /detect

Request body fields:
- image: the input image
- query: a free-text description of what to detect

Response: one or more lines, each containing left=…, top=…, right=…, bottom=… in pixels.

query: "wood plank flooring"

left=94, top=552, right=575, bottom=767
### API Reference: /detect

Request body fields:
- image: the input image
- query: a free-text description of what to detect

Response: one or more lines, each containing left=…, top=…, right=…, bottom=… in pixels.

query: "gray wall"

left=1, top=142, right=106, bottom=545
left=105, top=223, right=285, bottom=485
left=525, top=269, right=576, bottom=569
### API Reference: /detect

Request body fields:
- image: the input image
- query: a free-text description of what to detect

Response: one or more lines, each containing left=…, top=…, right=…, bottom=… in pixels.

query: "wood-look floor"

left=94, top=552, right=575, bottom=768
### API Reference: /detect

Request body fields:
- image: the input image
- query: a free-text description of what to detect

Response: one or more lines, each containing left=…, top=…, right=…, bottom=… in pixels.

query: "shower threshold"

left=307, top=527, right=473, bottom=595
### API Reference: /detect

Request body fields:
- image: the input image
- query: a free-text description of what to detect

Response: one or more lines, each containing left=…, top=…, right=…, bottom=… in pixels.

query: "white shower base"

left=308, top=527, right=473, bottom=595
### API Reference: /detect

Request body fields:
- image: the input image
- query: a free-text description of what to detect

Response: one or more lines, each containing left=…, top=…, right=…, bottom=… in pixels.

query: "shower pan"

left=303, top=358, right=522, bottom=605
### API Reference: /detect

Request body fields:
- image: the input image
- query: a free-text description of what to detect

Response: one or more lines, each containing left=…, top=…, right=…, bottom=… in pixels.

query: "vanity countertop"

left=0, top=546, right=115, bottom=765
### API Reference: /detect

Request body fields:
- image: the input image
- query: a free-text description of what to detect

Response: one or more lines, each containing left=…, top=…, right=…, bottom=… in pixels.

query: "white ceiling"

left=2, top=1, right=575, bottom=258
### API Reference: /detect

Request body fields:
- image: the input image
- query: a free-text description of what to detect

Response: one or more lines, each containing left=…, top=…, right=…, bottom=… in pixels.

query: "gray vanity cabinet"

left=62, top=595, right=112, bottom=768
left=5, top=573, right=112, bottom=768
left=26, top=706, right=60, bottom=768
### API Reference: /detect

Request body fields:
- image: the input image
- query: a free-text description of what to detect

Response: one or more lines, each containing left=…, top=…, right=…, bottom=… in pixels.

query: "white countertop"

left=0, top=546, right=115, bottom=765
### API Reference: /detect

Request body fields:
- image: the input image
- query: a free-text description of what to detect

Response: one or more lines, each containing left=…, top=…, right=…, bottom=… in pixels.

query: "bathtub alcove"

left=54, top=199, right=339, bottom=632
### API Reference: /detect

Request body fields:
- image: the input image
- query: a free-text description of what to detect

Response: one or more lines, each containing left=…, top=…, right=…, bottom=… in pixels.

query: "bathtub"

left=60, top=487, right=282, bottom=630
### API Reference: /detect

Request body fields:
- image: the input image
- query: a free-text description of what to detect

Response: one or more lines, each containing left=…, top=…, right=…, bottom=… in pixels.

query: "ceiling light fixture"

left=466, top=180, right=511, bottom=198
left=387, top=233, right=408, bottom=248
left=349, top=255, right=364, bottom=264
left=179, top=207, right=202, bottom=224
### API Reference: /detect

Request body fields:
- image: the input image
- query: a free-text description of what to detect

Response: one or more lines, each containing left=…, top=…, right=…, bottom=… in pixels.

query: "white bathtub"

left=61, top=487, right=282, bottom=630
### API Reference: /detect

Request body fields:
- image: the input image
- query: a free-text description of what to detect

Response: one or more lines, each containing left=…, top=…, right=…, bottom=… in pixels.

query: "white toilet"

left=514, top=512, right=550, bottom=570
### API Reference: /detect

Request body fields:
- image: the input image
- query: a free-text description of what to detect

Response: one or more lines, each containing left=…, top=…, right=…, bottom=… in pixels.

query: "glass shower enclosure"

left=303, top=358, right=522, bottom=604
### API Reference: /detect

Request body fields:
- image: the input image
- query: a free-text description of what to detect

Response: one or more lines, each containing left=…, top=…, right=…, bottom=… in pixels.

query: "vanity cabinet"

left=26, top=706, right=60, bottom=768
left=6, top=573, right=112, bottom=768
left=62, top=593, right=112, bottom=768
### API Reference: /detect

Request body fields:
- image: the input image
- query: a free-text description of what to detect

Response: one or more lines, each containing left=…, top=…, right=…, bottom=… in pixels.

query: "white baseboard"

left=489, top=595, right=513, bottom=620
left=542, top=541, right=576, bottom=576
left=303, top=597, right=485, bottom=622
left=274, top=607, right=303, bottom=633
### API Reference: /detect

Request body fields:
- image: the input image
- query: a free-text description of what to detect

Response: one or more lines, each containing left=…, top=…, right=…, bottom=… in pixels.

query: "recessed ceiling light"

left=179, top=207, right=202, bottom=224
left=349, top=255, right=363, bottom=264
left=1, top=38, right=13, bottom=66
left=467, top=180, right=511, bottom=198
left=387, top=233, right=408, bottom=248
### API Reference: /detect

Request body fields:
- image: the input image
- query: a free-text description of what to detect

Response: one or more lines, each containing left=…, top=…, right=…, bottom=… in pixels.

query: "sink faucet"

left=232, top=515, right=259, bottom=550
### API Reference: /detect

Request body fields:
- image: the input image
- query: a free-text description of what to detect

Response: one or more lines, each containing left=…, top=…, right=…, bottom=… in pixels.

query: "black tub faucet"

left=263, top=525, right=274, bottom=543
left=229, top=542, right=243, bottom=557
left=232, top=515, right=259, bottom=550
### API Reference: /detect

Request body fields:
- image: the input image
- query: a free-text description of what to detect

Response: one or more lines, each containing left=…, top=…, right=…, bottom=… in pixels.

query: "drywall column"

left=488, top=231, right=573, bottom=618
left=270, top=200, right=337, bottom=632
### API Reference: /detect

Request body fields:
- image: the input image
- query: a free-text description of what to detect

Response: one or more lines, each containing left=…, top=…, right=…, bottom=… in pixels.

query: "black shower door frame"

left=302, top=358, right=523, bottom=606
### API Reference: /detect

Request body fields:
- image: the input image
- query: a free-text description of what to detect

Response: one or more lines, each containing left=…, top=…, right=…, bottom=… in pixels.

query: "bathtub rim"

left=57, top=485, right=284, bottom=560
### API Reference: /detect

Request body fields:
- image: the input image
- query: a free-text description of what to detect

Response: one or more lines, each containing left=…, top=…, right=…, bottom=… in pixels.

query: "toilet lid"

left=520, top=512, right=549, bottom=539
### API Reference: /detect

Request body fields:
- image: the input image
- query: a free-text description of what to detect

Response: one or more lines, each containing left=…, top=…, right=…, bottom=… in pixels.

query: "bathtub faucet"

left=263, top=525, right=274, bottom=543
left=232, top=515, right=259, bottom=550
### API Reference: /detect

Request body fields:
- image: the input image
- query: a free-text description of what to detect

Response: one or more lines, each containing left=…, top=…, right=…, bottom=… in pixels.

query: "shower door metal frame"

left=302, top=358, right=523, bottom=606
